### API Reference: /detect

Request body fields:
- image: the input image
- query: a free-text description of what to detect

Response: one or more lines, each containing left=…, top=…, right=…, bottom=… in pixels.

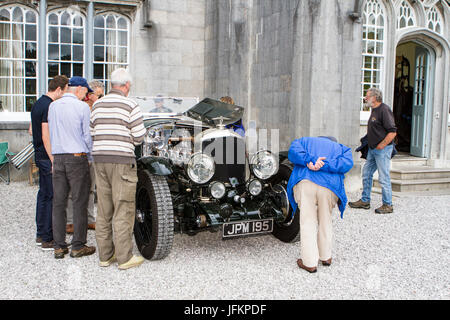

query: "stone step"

left=391, top=158, right=428, bottom=168
left=374, top=177, right=450, bottom=192
left=390, top=166, right=450, bottom=180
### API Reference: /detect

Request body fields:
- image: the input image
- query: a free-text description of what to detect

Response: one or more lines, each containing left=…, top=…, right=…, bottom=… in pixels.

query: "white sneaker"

left=99, top=254, right=117, bottom=267
left=118, top=255, right=145, bottom=270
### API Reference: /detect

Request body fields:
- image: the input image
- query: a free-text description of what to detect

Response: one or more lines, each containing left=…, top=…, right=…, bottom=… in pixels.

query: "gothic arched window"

left=0, top=5, right=38, bottom=112
left=47, top=9, right=85, bottom=80
left=93, top=13, right=130, bottom=90
left=361, top=0, right=386, bottom=111
left=397, top=0, right=416, bottom=29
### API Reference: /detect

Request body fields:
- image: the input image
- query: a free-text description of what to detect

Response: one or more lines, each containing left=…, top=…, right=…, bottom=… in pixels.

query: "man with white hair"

left=48, top=76, right=96, bottom=259
left=90, top=68, right=146, bottom=270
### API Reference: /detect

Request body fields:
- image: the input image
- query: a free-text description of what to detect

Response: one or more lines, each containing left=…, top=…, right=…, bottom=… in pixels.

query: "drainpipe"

left=38, top=0, right=46, bottom=96
left=349, top=0, right=364, bottom=23
left=86, top=1, right=94, bottom=81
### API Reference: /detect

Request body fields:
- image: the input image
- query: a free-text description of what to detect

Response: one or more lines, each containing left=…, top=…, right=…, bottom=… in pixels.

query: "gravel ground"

left=0, top=181, right=449, bottom=300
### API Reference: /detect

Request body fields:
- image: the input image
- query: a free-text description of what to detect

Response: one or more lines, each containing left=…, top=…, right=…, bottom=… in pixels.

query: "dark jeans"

left=35, top=159, right=53, bottom=242
left=52, top=154, right=91, bottom=250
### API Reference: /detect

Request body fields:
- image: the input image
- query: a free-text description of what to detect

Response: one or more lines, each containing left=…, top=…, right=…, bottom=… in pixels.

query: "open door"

left=410, top=47, right=429, bottom=157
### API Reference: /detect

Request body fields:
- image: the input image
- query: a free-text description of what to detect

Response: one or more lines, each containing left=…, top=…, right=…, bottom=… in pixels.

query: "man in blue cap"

left=287, top=136, right=353, bottom=273
left=48, top=76, right=96, bottom=259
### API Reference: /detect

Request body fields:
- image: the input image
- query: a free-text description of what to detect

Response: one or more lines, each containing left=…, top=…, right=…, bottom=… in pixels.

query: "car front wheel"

left=134, top=169, right=174, bottom=260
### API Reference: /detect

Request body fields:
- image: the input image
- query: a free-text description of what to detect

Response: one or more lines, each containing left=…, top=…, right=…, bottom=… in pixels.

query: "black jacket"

left=356, top=134, right=397, bottom=159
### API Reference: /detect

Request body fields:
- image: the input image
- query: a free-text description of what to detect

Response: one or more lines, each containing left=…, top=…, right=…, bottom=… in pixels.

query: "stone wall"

left=130, top=0, right=206, bottom=98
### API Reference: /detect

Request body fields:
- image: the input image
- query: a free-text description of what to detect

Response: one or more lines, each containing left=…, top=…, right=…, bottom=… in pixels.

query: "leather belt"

left=73, top=153, right=87, bottom=156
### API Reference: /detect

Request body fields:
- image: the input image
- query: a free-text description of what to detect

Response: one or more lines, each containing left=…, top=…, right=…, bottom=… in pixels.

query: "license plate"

left=222, top=219, right=273, bottom=238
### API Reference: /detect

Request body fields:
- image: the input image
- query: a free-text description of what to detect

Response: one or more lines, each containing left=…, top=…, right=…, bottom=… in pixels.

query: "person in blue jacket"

left=287, top=136, right=353, bottom=273
left=220, top=96, right=245, bottom=137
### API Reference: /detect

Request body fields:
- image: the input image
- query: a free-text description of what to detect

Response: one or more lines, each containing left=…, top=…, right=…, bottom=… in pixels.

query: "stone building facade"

left=0, top=0, right=449, bottom=183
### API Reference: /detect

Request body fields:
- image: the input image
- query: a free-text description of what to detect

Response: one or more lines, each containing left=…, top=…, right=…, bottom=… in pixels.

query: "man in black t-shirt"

left=31, top=75, right=68, bottom=250
left=349, top=88, right=397, bottom=214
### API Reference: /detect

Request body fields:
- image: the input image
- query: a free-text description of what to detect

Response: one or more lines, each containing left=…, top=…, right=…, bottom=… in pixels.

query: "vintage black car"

left=132, top=97, right=299, bottom=260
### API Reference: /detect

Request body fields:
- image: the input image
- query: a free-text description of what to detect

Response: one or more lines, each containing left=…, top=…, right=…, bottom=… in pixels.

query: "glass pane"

left=61, top=63, right=70, bottom=77
left=73, top=15, right=83, bottom=27
left=48, top=44, right=59, bottom=60
left=73, top=28, right=83, bottom=44
left=12, top=95, right=24, bottom=112
left=106, top=46, right=116, bottom=62
left=118, top=47, right=127, bottom=63
left=0, top=9, right=10, bottom=22
left=61, top=12, right=70, bottom=26
left=400, top=18, right=406, bottom=29
left=48, top=63, right=58, bottom=77
left=12, top=24, right=23, bottom=40
left=0, top=60, right=11, bottom=76
left=26, top=11, right=36, bottom=23
left=26, top=96, right=36, bottom=112
left=48, top=13, right=58, bottom=25
left=94, top=46, right=104, bottom=61
left=436, top=24, right=441, bottom=33
left=367, top=42, right=374, bottom=54
left=106, top=30, right=116, bottom=46
left=118, top=17, right=127, bottom=30
left=60, top=45, right=71, bottom=61
left=12, top=41, right=24, bottom=58
left=12, top=7, right=23, bottom=22
left=25, top=24, right=36, bottom=41
left=106, top=16, right=116, bottom=28
left=25, top=42, right=37, bottom=59
left=12, top=78, right=24, bottom=93
left=0, top=78, right=10, bottom=94
left=94, top=16, right=104, bottom=28
left=0, top=23, right=11, bottom=40
left=73, top=63, right=83, bottom=76
left=48, top=26, right=58, bottom=43
left=118, top=31, right=127, bottom=46
left=0, top=41, right=10, bottom=57
left=93, top=63, right=104, bottom=79
left=61, top=27, right=71, bottom=43
left=376, top=28, right=383, bottom=40
left=364, top=56, right=371, bottom=68
left=94, top=29, right=104, bottom=45
left=73, top=45, right=83, bottom=61
left=25, top=61, right=36, bottom=76
left=26, top=79, right=36, bottom=94
left=367, top=27, right=375, bottom=40
left=376, top=42, right=383, bottom=55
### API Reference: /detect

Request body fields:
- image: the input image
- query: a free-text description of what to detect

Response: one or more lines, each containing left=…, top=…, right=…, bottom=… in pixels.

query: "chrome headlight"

left=247, top=179, right=263, bottom=196
left=187, top=153, right=215, bottom=184
left=209, top=181, right=226, bottom=199
left=250, top=150, right=278, bottom=180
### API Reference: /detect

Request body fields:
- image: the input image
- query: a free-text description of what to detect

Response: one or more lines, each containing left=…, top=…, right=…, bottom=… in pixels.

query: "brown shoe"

left=66, top=224, right=74, bottom=234
left=375, top=204, right=393, bottom=214
left=321, top=258, right=332, bottom=266
left=70, top=245, right=96, bottom=258
left=41, top=240, right=55, bottom=251
left=88, top=223, right=96, bottom=230
left=54, top=247, right=69, bottom=259
left=348, top=199, right=370, bottom=209
left=297, top=259, right=317, bottom=273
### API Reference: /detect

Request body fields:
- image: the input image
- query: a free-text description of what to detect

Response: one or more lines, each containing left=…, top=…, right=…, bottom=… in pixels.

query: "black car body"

left=132, top=97, right=299, bottom=260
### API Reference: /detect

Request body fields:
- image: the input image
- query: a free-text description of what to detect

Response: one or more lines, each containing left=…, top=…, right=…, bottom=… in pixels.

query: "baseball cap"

left=69, top=76, right=93, bottom=92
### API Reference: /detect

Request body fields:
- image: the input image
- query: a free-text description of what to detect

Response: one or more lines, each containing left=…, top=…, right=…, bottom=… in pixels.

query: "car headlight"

left=209, top=181, right=226, bottom=199
left=250, top=150, right=278, bottom=180
left=187, top=153, right=215, bottom=184
left=247, top=179, right=263, bottom=196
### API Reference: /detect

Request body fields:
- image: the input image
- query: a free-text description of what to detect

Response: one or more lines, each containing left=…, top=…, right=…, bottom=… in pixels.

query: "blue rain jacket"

left=287, top=137, right=354, bottom=218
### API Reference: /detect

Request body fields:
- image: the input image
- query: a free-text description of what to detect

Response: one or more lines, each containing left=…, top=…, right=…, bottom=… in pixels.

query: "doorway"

left=393, top=41, right=433, bottom=158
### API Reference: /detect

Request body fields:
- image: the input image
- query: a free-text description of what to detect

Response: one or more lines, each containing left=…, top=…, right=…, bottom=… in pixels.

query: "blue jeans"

left=35, top=159, right=53, bottom=242
left=361, top=144, right=393, bottom=206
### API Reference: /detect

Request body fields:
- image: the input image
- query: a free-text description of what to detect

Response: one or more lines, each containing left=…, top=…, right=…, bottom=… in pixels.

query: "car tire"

left=134, top=169, right=174, bottom=260
left=270, top=162, right=300, bottom=243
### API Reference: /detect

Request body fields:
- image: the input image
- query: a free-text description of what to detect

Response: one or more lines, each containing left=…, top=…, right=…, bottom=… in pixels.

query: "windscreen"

left=131, top=96, right=199, bottom=114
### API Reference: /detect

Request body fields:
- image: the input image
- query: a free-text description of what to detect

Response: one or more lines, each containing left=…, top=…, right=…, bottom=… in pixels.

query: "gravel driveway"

left=0, top=181, right=449, bottom=300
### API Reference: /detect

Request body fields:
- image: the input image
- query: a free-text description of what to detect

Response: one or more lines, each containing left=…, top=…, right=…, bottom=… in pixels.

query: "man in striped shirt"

left=90, top=68, right=146, bottom=270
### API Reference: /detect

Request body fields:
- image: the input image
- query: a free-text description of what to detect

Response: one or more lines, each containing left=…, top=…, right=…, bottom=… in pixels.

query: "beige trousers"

left=293, top=179, right=338, bottom=268
left=94, top=162, right=138, bottom=265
